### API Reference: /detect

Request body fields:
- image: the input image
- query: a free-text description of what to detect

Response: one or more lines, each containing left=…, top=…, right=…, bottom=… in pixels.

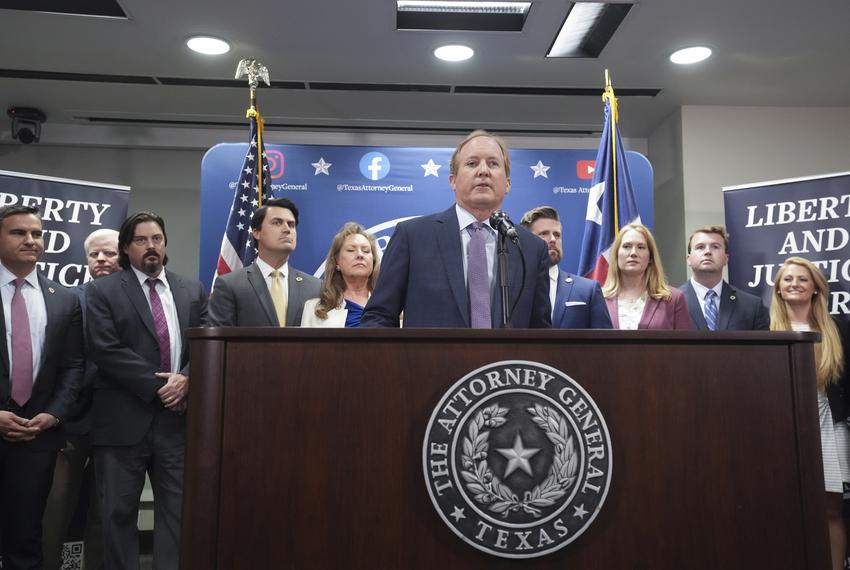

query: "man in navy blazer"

left=680, top=225, right=769, bottom=331
left=0, top=205, right=84, bottom=570
left=520, top=206, right=612, bottom=329
left=361, top=130, right=551, bottom=328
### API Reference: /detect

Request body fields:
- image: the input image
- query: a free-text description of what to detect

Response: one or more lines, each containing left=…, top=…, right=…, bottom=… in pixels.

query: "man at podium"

left=361, top=130, right=551, bottom=328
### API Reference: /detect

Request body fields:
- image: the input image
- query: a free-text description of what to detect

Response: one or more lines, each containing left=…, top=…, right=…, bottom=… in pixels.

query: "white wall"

left=651, top=105, right=850, bottom=285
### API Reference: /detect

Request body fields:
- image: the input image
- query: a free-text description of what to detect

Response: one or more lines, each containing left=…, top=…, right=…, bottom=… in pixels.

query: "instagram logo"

left=266, top=150, right=285, bottom=179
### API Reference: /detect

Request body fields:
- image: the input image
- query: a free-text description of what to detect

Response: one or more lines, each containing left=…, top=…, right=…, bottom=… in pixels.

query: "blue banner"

left=723, top=172, right=850, bottom=317
left=200, top=143, right=653, bottom=290
left=0, top=170, right=130, bottom=287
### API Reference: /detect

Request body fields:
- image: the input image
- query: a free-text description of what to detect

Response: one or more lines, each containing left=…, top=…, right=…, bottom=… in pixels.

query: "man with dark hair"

left=42, top=228, right=119, bottom=570
left=86, top=211, right=207, bottom=569
left=680, top=225, right=769, bottom=331
left=361, top=130, right=551, bottom=328
left=0, top=205, right=84, bottom=569
left=209, top=198, right=320, bottom=327
left=520, top=206, right=612, bottom=329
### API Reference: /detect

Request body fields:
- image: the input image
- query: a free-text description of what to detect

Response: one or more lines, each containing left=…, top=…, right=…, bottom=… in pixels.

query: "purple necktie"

left=467, top=222, right=491, bottom=328
left=11, top=278, right=33, bottom=406
left=147, top=278, right=172, bottom=373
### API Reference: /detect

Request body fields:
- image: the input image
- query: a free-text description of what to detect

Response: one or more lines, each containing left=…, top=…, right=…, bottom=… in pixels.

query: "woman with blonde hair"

left=301, top=222, right=380, bottom=328
left=602, top=223, right=691, bottom=330
left=770, top=256, right=850, bottom=570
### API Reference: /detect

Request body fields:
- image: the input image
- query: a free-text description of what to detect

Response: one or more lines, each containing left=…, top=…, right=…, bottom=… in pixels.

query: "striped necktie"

left=147, top=278, right=172, bottom=372
left=704, top=289, right=718, bottom=331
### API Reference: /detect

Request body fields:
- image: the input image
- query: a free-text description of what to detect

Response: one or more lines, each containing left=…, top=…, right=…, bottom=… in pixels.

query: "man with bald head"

left=42, top=228, right=119, bottom=570
left=361, top=130, right=551, bottom=328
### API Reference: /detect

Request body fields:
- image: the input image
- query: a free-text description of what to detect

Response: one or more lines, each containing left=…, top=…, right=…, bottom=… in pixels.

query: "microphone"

left=489, top=210, right=519, bottom=245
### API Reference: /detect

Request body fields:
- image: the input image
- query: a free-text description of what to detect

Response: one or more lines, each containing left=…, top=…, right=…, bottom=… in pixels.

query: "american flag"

left=576, top=83, right=641, bottom=284
left=214, top=111, right=274, bottom=281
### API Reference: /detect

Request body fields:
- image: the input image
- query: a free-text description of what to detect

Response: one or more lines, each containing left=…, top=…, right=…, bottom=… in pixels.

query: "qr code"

left=61, top=541, right=84, bottom=570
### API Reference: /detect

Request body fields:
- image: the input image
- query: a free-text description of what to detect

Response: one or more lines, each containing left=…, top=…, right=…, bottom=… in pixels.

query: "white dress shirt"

left=0, top=263, right=47, bottom=383
left=132, top=266, right=181, bottom=373
left=255, top=256, right=289, bottom=299
left=548, top=265, right=559, bottom=318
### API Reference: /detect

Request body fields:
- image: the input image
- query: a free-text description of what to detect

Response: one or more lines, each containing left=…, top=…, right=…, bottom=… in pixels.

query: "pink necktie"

left=11, top=278, right=33, bottom=406
left=147, top=278, right=172, bottom=373
left=467, top=222, right=491, bottom=328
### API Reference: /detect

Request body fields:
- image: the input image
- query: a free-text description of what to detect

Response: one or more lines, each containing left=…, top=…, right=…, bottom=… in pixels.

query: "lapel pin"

left=48, top=287, right=55, bottom=294
left=295, top=275, right=303, bottom=282
left=729, top=295, right=736, bottom=300
left=565, top=277, right=573, bottom=284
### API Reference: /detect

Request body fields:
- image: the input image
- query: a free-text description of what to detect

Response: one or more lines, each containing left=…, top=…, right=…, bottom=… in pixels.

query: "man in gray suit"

left=87, top=212, right=208, bottom=569
left=680, top=225, right=769, bottom=331
left=209, top=198, right=320, bottom=327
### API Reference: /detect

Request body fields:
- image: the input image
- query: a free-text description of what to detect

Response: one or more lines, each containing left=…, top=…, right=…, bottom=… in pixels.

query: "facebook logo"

left=359, top=152, right=391, bottom=181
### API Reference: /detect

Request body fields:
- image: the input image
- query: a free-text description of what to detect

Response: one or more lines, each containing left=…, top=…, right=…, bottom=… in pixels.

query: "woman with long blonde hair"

left=602, top=223, right=691, bottom=330
left=770, top=256, right=849, bottom=570
left=301, top=222, right=380, bottom=328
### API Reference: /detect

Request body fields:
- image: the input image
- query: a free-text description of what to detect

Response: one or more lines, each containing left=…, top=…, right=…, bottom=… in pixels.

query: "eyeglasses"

left=131, top=235, right=164, bottom=246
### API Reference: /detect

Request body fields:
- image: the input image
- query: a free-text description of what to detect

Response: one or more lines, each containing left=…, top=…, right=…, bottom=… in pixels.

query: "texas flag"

left=576, top=89, right=641, bottom=284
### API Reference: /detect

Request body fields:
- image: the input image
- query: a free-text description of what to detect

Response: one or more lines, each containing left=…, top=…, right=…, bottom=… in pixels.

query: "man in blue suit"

left=361, top=130, right=551, bottom=328
left=520, top=206, right=612, bottom=329
left=680, top=225, right=769, bottom=331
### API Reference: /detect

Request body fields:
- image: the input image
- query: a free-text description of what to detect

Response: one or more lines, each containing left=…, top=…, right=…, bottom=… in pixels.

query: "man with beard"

left=42, top=229, right=120, bottom=570
left=520, top=206, right=611, bottom=329
left=86, top=212, right=207, bottom=569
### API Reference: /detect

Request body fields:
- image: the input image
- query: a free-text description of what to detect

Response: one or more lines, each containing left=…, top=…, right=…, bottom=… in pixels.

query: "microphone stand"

left=497, top=231, right=511, bottom=328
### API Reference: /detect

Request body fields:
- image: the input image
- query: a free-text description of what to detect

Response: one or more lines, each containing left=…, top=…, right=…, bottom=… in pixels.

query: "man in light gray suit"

left=209, top=198, right=320, bottom=327
left=680, top=225, right=769, bottom=331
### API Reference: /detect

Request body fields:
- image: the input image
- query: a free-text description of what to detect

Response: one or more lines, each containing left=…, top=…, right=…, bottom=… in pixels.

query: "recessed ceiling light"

left=398, top=1, right=530, bottom=14
left=670, top=46, right=712, bottom=65
left=434, top=44, right=474, bottom=62
left=186, top=36, right=231, bottom=55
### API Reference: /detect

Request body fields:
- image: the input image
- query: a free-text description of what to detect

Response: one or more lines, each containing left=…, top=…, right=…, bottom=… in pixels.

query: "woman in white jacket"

left=301, top=222, right=380, bottom=328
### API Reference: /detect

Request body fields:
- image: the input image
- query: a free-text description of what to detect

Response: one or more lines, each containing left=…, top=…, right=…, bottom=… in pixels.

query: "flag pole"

left=235, top=58, right=271, bottom=206
left=603, top=69, right=620, bottom=236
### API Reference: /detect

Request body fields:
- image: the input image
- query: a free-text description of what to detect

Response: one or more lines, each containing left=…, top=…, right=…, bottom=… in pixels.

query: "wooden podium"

left=181, top=329, right=829, bottom=569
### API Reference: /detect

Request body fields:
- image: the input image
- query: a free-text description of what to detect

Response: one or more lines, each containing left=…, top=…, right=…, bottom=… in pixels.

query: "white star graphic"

left=243, top=166, right=252, bottom=175
left=421, top=159, right=441, bottom=177
left=240, top=194, right=249, bottom=202
left=237, top=208, right=246, bottom=217
left=251, top=199, right=258, bottom=207
left=450, top=506, right=466, bottom=523
left=312, top=157, right=332, bottom=175
left=241, top=181, right=250, bottom=190
left=573, top=504, right=588, bottom=520
left=585, top=181, right=605, bottom=225
left=247, top=153, right=255, bottom=162
left=530, top=160, right=550, bottom=179
left=496, top=434, right=540, bottom=478
left=236, top=222, right=244, bottom=230
left=250, top=139, right=257, bottom=147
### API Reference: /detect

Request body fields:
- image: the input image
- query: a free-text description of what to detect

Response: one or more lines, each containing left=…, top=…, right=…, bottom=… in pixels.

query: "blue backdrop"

left=200, top=143, right=653, bottom=290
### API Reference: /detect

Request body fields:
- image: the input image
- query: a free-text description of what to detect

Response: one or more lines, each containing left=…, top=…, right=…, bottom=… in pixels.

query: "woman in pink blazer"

left=602, top=223, right=692, bottom=330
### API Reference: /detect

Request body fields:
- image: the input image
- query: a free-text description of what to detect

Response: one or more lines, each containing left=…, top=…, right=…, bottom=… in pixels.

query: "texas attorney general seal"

left=423, top=360, right=613, bottom=558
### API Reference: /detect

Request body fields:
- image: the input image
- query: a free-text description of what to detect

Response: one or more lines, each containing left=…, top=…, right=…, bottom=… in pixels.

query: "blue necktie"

left=704, top=289, right=718, bottom=331
left=467, top=222, right=491, bottom=328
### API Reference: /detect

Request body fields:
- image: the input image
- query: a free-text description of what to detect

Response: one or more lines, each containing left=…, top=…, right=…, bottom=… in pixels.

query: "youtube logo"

left=576, top=160, right=596, bottom=180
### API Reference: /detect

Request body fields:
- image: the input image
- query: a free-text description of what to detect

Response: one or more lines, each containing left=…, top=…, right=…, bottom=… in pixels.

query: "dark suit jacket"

left=552, top=271, right=612, bottom=329
left=86, top=269, right=208, bottom=447
left=826, top=317, right=850, bottom=422
left=680, top=280, right=770, bottom=331
left=0, top=273, right=84, bottom=450
left=62, top=282, right=97, bottom=435
left=208, top=261, right=321, bottom=327
left=360, top=206, right=551, bottom=328
left=605, top=287, right=693, bottom=330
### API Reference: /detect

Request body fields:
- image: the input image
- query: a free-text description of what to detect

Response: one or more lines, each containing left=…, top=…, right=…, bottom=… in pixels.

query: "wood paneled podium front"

left=181, top=329, right=829, bottom=569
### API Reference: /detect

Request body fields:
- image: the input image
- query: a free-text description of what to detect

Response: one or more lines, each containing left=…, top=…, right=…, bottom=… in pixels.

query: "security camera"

left=7, top=107, right=46, bottom=144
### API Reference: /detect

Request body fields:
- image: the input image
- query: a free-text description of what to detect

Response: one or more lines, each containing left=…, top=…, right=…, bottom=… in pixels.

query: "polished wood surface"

left=182, top=329, right=829, bottom=569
